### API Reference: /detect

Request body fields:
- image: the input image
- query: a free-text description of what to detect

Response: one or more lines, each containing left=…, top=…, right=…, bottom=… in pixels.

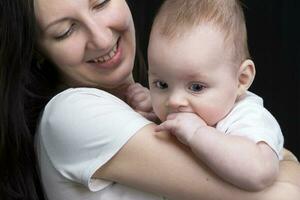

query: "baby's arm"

left=126, top=83, right=158, bottom=122
left=156, top=112, right=279, bottom=191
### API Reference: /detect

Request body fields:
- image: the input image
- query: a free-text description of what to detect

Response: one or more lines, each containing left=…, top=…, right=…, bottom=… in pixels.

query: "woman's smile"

left=87, top=38, right=122, bottom=70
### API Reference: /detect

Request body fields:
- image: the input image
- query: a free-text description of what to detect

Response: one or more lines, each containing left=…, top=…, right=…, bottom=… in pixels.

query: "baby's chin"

left=206, top=119, right=219, bottom=127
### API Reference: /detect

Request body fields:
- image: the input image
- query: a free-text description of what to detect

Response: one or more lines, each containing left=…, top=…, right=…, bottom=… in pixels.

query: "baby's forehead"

left=154, top=21, right=230, bottom=45
left=181, top=70, right=211, bottom=80
left=154, top=23, right=233, bottom=52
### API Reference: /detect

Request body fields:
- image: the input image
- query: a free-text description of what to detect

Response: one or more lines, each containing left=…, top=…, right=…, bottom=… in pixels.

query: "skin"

left=148, top=24, right=241, bottom=125
left=34, top=0, right=300, bottom=199
left=126, top=83, right=158, bottom=121
left=147, top=23, right=278, bottom=191
left=35, top=0, right=136, bottom=98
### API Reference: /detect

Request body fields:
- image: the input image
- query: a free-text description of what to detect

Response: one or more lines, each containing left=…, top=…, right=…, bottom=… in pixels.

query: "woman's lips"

left=87, top=38, right=122, bottom=69
left=91, top=44, right=117, bottom=63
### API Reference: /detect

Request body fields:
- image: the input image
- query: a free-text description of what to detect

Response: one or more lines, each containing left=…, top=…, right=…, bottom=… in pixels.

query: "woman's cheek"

left=48, top=36, right=86, bottom=67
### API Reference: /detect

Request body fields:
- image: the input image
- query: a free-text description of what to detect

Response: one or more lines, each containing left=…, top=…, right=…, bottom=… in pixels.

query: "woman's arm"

left=156, top=112, right=279, bottom=191
left=94, top=123, right=300, bottom=200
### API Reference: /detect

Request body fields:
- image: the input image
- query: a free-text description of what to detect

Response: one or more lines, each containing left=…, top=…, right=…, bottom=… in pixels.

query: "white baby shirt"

left=216, top=91, right=284, bottom=159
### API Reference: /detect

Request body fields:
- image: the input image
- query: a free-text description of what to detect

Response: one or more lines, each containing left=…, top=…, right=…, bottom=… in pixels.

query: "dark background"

left=127, top=0, right=299, bottom=158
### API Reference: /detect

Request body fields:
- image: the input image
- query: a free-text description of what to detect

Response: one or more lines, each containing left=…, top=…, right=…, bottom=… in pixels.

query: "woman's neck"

left=58, top=74, right=135, bottom=102
left=106, top=75, right=135, bottom=101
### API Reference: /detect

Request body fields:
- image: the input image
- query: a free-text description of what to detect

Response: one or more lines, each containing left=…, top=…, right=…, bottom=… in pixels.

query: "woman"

left=0, top=0, right=299, bottom=199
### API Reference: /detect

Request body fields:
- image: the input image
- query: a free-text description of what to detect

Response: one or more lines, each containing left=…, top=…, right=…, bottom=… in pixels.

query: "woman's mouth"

left=89, top=43, right=118, bottom=63
left=87, top=38, right=122, bottom=69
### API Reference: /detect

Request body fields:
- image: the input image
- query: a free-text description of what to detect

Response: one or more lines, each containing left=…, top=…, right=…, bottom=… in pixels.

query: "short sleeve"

left=37, top=88, right=152, bottom=191
left=216, top=92, right=284, bottom=159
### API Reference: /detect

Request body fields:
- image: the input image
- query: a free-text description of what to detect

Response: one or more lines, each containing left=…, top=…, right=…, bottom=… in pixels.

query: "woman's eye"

left=93, top=0, right=110, bottom=10
left=188, top=83, right=205, bottom=92
left=54, top=24, right=76, bottom=40
left=153, top=80, right=168, bottom=89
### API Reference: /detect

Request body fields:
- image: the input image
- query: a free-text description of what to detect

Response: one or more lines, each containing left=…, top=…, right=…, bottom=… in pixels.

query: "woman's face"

left=35, top=0, right=136, bottom=89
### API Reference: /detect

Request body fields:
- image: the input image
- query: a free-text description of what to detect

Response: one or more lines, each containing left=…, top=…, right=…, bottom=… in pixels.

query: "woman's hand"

left=278, top=149, right=300, bottom=188
left=282, top=149, right=299, bottom=162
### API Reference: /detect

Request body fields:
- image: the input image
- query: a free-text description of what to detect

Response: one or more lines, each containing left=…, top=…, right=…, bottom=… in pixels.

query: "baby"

left=126, top=0, right=283, bottom=191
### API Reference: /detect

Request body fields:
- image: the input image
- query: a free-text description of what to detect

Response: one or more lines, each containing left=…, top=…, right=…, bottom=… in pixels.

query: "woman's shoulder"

left=36, top=87, right=153, bottom=195
left=38, top=87, right=139, bottom=140
left=39, top=87, right=150, bottom=139
left=50, top=87, right=124, bottom=105
left=44, top=87, right=128, bottom=114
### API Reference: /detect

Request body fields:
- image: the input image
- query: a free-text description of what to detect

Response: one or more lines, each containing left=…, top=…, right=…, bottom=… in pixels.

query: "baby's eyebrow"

left=182, top=72, right=206, bottom=80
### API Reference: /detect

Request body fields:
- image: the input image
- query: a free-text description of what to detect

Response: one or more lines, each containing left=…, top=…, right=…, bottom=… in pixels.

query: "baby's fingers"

left=155, top=120, right=175, bottom=132
left=132, top=91, right=148, bottom=102
left=155, top=124, right=165, bottom=132
left=137, top=111, right=159, bottom=123
left=126, top=84, right=149, bottom=104
left=127, top=83, right=145, bottom=97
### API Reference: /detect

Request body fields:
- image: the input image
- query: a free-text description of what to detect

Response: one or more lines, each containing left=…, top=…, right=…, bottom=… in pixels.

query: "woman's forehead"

left=34, top=0, right=86, bottom=29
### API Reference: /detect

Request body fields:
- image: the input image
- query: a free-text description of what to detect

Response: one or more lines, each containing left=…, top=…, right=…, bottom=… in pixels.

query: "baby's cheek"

left=196, top=106, right=227, bottom=126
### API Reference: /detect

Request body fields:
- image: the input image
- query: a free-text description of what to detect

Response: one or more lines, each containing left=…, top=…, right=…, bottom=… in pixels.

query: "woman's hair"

left=0, top=0, right=53, bottom=199
left=0, top=1, right=147, bottom=199
left=153, top=0, right=250, bottom=63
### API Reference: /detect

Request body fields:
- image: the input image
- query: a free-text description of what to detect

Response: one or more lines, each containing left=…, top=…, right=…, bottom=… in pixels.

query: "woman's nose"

left=86, top=18, right=113, bottom=50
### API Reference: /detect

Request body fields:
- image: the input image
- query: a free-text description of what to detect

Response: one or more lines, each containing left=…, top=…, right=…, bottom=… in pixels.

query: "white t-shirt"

left=35, top=88, right=163, bottom=200
left=216, top=91, right=284, bottom=159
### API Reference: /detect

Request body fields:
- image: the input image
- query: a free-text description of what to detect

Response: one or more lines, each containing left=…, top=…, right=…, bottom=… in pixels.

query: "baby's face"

left=148, top=24, right=240, bottom=126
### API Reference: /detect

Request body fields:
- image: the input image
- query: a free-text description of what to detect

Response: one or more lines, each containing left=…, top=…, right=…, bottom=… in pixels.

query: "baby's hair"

left=153, top=0, right=250, bottom=64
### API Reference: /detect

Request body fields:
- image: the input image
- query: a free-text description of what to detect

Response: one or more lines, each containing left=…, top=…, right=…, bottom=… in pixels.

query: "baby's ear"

left=237, top=59, right=256, bottom=96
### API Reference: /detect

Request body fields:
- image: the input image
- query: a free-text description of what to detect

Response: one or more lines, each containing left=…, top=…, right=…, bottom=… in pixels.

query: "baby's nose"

left=166, top=92, right=189, bottom=111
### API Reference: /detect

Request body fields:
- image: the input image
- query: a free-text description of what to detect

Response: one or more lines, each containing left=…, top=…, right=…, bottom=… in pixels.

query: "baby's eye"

left=188, top=83, right=205, bottom=92
left=153, top=80, right=168, bottom=89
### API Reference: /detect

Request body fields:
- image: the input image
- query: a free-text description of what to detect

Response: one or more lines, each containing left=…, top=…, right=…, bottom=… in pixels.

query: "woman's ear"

left=237, top=59, right=256, bottom=96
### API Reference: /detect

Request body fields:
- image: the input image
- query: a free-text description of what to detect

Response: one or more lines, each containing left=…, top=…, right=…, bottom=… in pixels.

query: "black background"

left=127, top=0, right=299, bottom=158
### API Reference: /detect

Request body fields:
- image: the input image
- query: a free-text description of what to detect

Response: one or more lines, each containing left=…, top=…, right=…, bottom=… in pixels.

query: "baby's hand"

left=126, top=83, right=152, bottom=112
left=126, top=83, right=158, bottom=122
left=155, top=113, right=207, bottom=145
